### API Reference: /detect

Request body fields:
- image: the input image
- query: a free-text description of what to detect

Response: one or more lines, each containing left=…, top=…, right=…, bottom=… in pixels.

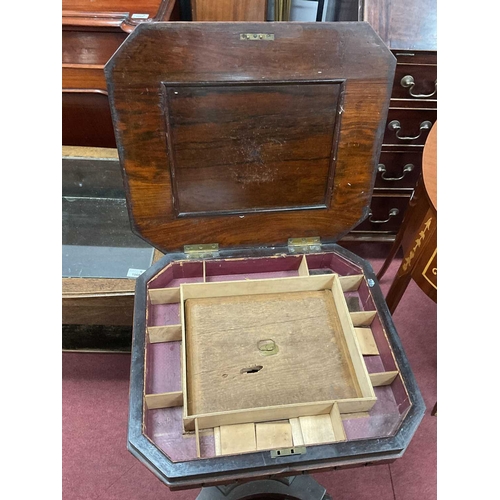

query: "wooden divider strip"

left=147, top=324, right=182, bottom=343
left=350, top=310, right=377, bottom=327
left=214, top=427, right=221, bottom=456
left=354, top=327, right=379, bottom=355
left=148, top=287, right=180, bottom=305
left=330, top=402, right=347, bottom=441
left=370, top=371, right=399, bottom=387
left=298, top=255, right=310, bottom=276
left=338, top=275, right=364, bottom=292
left=195, top=418, right=201, bottom=458
left=330, top=276, right=375, bottom=400
left=184, top=400, right=335, bottom=431
left=289, top=418, right=304, bottom=446
left=181, top=275, right=335, bottom=300
left=145, top=391, right=183, bottom=410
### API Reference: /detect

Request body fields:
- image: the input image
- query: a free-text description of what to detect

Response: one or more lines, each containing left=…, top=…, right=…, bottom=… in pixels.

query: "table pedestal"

left=196, top=475, right=331, bottom=499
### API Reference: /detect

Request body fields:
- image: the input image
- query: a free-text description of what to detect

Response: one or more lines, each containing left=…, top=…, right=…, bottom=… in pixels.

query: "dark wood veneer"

left=363, top=0, right=437, bottom=52
left=106, top=22, right=396, bottom=252
left=164, top=80, right=344, bottom=216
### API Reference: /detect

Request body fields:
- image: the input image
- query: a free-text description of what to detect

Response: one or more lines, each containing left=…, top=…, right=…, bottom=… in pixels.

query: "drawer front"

left=392, top=64, right=437, bottom=101
left=383, top=108, right=437, bottom=146
left=376, top=150, right=422, bottom=190
left=391, top=51, right=437, bottom=66
left=353, top=196, right=411, bottom=233
left=62, top=31, right=128, bottom=66
left=63, top=92, right=116, bottom=148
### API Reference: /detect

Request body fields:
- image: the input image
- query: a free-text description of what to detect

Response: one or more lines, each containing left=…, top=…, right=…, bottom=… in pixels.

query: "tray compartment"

left=180, top=274, right=376, bottom=431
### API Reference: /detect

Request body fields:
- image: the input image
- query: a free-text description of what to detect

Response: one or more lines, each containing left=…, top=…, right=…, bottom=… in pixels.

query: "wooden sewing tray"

left=105, top=22, right=425, bottom=489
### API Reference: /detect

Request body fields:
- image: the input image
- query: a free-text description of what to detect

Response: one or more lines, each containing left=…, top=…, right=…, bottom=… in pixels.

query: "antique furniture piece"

left=377, top=122, right=437, bottom=313
left=62, top=0, right=180, bottom=148
left=191, top=0, right=267, bottom=20
left=349, top=0, right=437, bottom=240
left=105, top=21, right=425, bottom=491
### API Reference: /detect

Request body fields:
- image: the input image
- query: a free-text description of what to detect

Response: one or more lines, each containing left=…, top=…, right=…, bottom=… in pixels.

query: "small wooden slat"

left=330, top=276, right=376, bottom=400
left=338, top=275, right=364, bottom=292
left=370, top=371, right=399, bottom=387
left=354, top=327, right=379, bottom=355
left=289, top=418, right=304, bottom=446
left=255, top=422, right=293, bottom=451
left=147, top=324, right=182, bottom=343
left=329, top=402, right=347, bottom=441
left=148, top=287, right=180, bottom=305
left=181, top=286, right=188, bottom=419
left=145, top=391, right=183, bottom=410
left=340, top=411, right=370, bottom=420
left=350, top=311, right=377, bottom=327
left=202, top=261, right=206, bottom=282
left=195, top=418, right=201, bottom=458
left=185, top=400, right=334, bottom=431
left=220, top=423, right=257, bottom=455
left=181, top=275, right=335, bottom=300
left=62, top=145, right=118, bottom=159
left=336, top=397, right=377, bottom=413
left=298, top=255, right=309, bottom=276
left=299, top=415, right=336, bottom=445
left=214, top=427, right=221, bottom=456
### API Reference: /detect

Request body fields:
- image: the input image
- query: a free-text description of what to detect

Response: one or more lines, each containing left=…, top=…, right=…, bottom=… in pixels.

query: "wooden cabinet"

left=347, top=0, right=437, bottom=241
left=191, top=0, right=267, bottom=20
left=62, top=0, right=179, bottom=148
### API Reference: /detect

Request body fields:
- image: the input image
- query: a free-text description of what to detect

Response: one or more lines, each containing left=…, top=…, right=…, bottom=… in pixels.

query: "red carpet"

left=62, top=244, right=437, bottom=499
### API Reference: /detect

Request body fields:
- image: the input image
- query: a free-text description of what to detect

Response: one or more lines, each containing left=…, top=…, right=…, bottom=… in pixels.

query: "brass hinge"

left=183, top=243, right=219, bottom=259
left=270, top=446, right=306, bottom=458
left=287, top=237, right=321, bottom=253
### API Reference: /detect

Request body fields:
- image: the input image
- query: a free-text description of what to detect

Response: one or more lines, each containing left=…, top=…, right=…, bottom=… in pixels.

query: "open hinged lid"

left=105, top=22, right=395, bottom=253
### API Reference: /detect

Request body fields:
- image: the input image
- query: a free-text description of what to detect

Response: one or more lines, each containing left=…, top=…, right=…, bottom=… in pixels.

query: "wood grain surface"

left=363, top=0, right=437, bottom=51
left=422, top=121, right=437, bottom=211
left=185, top=290, right=358, bottom=416
left=192, top=0, right=267, bottom=21
left=105, top=22, right=396, bottom=252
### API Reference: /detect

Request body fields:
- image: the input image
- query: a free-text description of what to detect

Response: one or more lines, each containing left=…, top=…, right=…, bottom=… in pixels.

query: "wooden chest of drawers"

left=347, top=0, right=437, bottom=241
left=62, top=0, right=180, bottom=148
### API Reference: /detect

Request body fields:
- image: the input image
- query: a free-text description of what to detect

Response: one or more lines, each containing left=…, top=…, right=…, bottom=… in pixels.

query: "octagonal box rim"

left=128, top=243, right=425, bottom=488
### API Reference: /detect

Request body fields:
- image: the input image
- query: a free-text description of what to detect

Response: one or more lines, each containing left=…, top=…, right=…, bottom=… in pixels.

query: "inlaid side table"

left=377, top=122, right=437, bottom=313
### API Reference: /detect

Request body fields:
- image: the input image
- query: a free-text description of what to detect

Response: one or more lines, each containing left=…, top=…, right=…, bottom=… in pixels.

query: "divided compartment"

left=141, top=253, right=410, bottom=460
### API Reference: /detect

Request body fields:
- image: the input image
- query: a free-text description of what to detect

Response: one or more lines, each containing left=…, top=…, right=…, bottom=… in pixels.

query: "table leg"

left=376, top=222, right=406, bottom=281
left=377, top=180, right=425, bottom=282
left=384, top=270, right=413, bottom=315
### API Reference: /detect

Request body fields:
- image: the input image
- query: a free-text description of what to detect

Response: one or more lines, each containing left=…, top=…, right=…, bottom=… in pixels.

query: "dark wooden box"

left=105, top=21, right=425, bottom=489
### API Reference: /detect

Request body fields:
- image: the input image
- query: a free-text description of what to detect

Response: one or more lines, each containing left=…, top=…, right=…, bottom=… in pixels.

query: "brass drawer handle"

left=388, top=120, right=432, bottom=140
left=378, top=163, right=414, bottom=181
left=401, top=75, right=437, bottom=98
left=368, top=208, right=399, bottom=224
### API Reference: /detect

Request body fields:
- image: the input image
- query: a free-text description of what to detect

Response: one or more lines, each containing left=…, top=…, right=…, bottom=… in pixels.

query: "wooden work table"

left=377, top=122, right=437, bottom=313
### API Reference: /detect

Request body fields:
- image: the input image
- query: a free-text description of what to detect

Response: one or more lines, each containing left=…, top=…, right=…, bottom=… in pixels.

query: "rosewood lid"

left=105, top=22, right=395, bottom=253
